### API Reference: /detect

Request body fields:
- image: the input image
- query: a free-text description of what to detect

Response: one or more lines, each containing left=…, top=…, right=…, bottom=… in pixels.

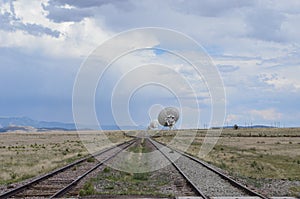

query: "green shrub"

left=87, top=157, right=95, bottom=162
left=79, top=182, right=95, bottom=196
left=133, top=173, right=149, bottom=181
left=103, top=167, right=110, bottom=173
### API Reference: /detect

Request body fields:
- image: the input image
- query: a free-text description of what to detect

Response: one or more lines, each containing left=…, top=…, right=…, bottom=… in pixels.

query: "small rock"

left=7, top=184, right=15, bottom=189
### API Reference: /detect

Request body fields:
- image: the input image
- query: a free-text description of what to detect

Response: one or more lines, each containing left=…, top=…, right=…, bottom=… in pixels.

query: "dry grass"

left=0, top=130, right=129, bottom=185
left=1, top=128, right=299, bottom=194
left=155, top=128, right=300, bottom=181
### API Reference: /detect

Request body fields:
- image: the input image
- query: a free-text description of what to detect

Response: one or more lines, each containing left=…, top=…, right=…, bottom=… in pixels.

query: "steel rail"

left=0, top=139, right=135, bottom=199
left=150, top=138, right=270, bottom=199
left=148, top=138, right=208, bottom=199
left=50, top=139, right=136, bottom=198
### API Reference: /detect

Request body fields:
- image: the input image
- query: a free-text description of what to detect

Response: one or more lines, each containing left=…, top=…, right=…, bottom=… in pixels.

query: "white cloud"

left=0, top=17, right=111, bottom=58
left=0, top=1, right=11, bottom=14
left=250, top=108, right=282, bottom=121
left=13, top=0, right=50, bottom=26
left=258, top=73, right=300, bottom=92
left=2, top=0, right=300, bottom=60
left=1, top=0, right=300, bottom=127
left=0, top=1, right=112, bottom=58
left=225, top=114, right=239, bottom=123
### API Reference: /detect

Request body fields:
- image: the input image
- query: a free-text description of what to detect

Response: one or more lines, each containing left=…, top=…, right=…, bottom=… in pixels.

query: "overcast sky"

left=1, top=0, right=300, bottom=128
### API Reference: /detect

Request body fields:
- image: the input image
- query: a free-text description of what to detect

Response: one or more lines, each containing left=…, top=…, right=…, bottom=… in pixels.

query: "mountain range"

left=0, top=117, right=274, bottom=133
left=0, top=117, right=76, bottom=132
left=0, top=117, right=145, bottom=132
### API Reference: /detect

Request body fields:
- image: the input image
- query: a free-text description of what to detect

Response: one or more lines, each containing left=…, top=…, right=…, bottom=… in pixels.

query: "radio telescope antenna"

left=158, top=107, right=179, bottom=130
left=148, top=120, right=159, bottom=130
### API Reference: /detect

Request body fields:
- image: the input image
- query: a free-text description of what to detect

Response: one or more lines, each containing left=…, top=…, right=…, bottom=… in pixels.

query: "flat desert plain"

left=0, top=130, right=129, bottom=185
left=0, top=128, right=299, bottom=196
left=155, top=128, right=300, bottom=196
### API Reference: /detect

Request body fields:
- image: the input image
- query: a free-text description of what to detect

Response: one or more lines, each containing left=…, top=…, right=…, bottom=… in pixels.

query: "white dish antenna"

left=148, top=120, right=159, bottom=130
left=158, top=107, right=179, bottom=129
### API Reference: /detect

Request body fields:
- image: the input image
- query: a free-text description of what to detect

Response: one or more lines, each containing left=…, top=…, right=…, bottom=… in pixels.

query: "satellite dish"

left=158, top=107, right=179, bottom=129
left=148, top=120, right=159, bottom=130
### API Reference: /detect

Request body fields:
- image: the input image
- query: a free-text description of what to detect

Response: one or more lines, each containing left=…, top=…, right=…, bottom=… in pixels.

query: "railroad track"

left=148, top=138, right=270, bottom=199
left=0, top=139, right=136, bottom=198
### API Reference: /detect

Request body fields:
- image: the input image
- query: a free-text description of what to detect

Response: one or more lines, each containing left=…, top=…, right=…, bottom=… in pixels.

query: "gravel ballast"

left=152, top=140, right=250, bottom=197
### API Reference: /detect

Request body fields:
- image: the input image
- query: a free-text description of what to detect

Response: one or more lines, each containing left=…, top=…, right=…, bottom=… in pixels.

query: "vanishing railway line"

left=0, top=139, right=136, bottom=198
left=1, top=136, right=271, bottom=198
left=148, top=138, right=269, bottom=199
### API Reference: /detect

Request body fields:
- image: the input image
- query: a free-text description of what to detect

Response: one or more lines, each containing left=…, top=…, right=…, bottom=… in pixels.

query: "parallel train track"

left=148, top=138, right=269, bottom=199
left=1, top=136, right=271, bottom=198
left=0, top=139, right=136, bottom=198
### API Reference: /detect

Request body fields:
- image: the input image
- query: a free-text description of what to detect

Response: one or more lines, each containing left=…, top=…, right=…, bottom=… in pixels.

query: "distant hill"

left=0, top=125, right=36, bottom=132
left=0, top=117, right=145, bottom=132
left=222, top=125, right=273, bottom=129
left=0, top=117, right=76, bottom=131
